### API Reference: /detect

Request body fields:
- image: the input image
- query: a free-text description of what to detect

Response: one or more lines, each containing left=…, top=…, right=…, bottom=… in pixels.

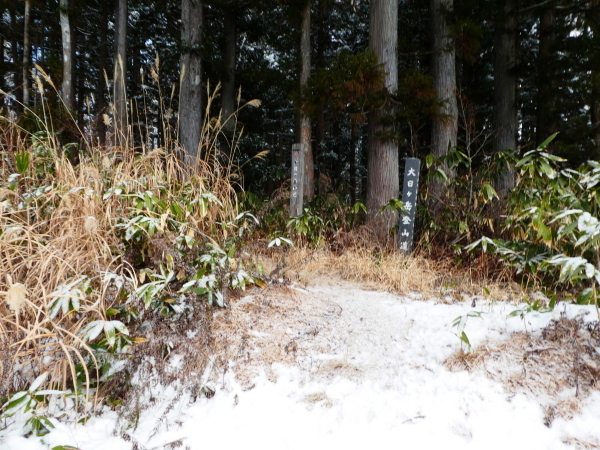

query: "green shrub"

left=468, top=134, right=600, bottom=304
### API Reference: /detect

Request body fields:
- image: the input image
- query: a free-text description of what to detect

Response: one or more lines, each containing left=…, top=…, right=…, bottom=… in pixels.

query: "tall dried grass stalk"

left=0, top=80, right=248, bottom=404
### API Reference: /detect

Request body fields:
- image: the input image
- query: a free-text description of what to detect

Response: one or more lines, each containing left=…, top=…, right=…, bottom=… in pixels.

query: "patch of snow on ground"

left=2, top=281, right=600, bottom=449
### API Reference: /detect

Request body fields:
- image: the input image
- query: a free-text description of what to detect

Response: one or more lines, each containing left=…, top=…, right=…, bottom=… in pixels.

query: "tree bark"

left=590, top=0, right=600, bottom=146
left=350, top=122, right=358, bottom=205
left=536, top=5, right=556, bottom=147
left=113, top=0, right=128, bottom=148
left=0, top=29, right=4, bottom=109
left=73, top=7, right=83, bottom=124
left=300, top=0, right=314, bottom=200
left=96, top=7, right=109, bottom=147
left=430, top=0, right=458, bottom=215
left=131, top=43, right=143, bottom=148
left=10, top=5, right=23, bottom=115
left=221, top=5, right=236, bottom=135
left=315, top=0, right=329, bottom=195
left=22, top=0, right=31, bottom=107
left=593, top=69, right=600, bottom=147
left=60, top=0, right=74, bottom=112
left=179, top=0, right=203, bottom=166
left=366, top=0, right=399, bottom=233
left=493, top=0, right=517, bottom=198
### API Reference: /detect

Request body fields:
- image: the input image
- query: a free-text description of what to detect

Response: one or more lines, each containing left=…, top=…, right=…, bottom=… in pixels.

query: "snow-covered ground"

left=2, top=279, right=600, bottom=450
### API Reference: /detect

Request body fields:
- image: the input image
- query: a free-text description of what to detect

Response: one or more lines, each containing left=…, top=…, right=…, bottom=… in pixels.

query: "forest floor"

left=2, top=275, right=600, bottom=450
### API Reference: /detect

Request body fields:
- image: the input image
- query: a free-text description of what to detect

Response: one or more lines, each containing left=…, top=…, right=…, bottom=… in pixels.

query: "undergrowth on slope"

left=0, top=80, right=265, bottom=436
left=468, top=134, right=600, bottom=307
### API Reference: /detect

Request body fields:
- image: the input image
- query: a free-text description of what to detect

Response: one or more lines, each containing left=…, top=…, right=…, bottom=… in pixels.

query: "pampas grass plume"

left=6, top=283, right=27, bottom=315
left=84, top=216, right=99, bottom=235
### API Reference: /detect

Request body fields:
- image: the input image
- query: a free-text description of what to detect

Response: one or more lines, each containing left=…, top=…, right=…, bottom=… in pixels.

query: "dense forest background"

left=1, top=0, right=600, bottom=238
left=4, top=1, right=600, bottom=429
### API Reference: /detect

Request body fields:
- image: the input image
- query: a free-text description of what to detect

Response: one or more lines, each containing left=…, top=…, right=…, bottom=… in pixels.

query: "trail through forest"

left=3, top=278, right=600, bottom=449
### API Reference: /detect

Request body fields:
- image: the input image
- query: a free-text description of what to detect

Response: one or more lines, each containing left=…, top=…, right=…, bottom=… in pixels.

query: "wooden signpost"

left=290, top=143, right=305, bottom=217
left=398, top=158, right=420, bottom=253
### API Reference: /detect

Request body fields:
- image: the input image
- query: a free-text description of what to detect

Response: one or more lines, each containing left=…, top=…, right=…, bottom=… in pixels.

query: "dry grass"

left=253, top=244, right=523, bottom=303
left=0, top=87, right=243, bottom=406
left=445, top=315, right=600, bottom=427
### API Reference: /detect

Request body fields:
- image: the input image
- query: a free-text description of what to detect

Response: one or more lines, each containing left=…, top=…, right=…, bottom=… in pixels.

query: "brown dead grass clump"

left=255, top=244, right=521, bottom=302
left=0, top=111, right=239, bottom=405
left=445, top=314, right=600, bottom=427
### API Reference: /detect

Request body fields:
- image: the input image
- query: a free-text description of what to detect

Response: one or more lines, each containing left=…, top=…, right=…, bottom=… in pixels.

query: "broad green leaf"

left=537, top=222, right=552, bottom=243
left=425, top=154, right=435, bottom=168
left=481, top=183, right=498, bottom=202
left=459, top=331, right=471, bottom=348
left=538, top=132, right=559, bottom=150
left=1, top=391, right=29, bottom=416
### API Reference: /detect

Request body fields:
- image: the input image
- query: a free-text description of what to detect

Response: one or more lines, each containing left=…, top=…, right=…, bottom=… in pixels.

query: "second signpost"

left=290, top=143, right=305, bottom=217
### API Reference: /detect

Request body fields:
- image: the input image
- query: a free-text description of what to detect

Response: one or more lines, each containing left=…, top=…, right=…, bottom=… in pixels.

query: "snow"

left=2, top=281, right=600, bottom=449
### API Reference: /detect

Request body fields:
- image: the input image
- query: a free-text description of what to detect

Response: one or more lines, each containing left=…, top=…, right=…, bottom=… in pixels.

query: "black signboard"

left=398, top=158, right=420, bottom=253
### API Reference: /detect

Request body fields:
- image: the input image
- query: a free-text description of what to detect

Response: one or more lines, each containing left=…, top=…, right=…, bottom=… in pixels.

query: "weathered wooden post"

left=290, top=143, right=305, bottom=217
left=398, top=158, right=421, bottom=253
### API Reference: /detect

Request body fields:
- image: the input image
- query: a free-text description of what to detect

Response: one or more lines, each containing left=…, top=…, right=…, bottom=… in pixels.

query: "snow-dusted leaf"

left=451, top=315, right=468, bottom=333
left=80, top=320, right=105, bottom=342
left=48, top=297, right=64, bottom=319
left=1, top=391, right=29, bottom=417
left=550, top=209, right=583, bottom=222
left=104, top=321, right=116, bottom=346
left=578, top=212, right=599, bottom=233
left=235, top=211, right=259, bottom=224
left=35, top=390, right=66, bottom=396
left=215, top=291, right=224, bottom=307
left=29, top=372, right=49, bottom=392
left=585, top=263, right=596, bottom=279
left=180, top=279, right=197, bottom=292
left=465, top=236, right=495, bottom=252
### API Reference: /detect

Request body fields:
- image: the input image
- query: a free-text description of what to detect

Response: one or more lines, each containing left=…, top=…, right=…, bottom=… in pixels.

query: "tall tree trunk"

left=113, top=0, right=128, bottom=148
left=590, top=0, right=600, bottom=146
left=96, top=9, right=109, bottom=147
left=366, top=0, right=399, bottom=233
left=221, top=5, right=236, bottom=135
left=536, top=6, right=555, bottom=147
left=73, top=8, right=83, bottom=125
left=0, top=29, right=4, bottom=109
left=430, top=0, right=458, bottom=215
left=131, top=44, right=142, bottom=149
left=60, top=0, right=74, bottom=111
left=10, top=5, right=22, bottom=115
left=315, top=0, right=329, bottom=195
left=179, top=0, right=203, bottom=165
left=37, top=5, right=44, bottom=69
left=350, top=122, right=358, bottom=205
left=300, top=0, right=314, bottom=200
left=493, top=0, right=517, bottom=199
left=22, top=0, right=31, bottom=107
left=593, top=70, right=600, bottom=147
left=77, top=56, right=85, bottom=124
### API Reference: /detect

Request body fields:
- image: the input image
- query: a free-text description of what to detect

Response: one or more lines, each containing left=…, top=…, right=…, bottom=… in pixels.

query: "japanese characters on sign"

left=398, top=158, right=420, bottom=253
left=290, top=144, right=305, bottom=217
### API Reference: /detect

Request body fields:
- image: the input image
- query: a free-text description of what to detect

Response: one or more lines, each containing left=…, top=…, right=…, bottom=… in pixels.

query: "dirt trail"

left=212, top=278, right=427, bottom=389
left=202, top=278, right=600, bottom=449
